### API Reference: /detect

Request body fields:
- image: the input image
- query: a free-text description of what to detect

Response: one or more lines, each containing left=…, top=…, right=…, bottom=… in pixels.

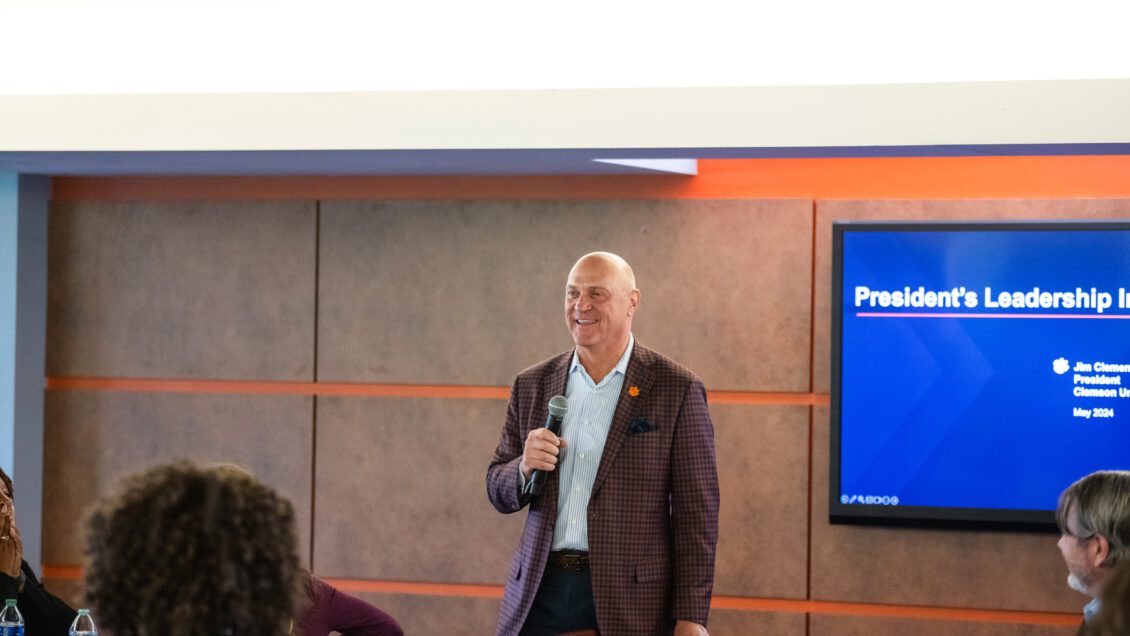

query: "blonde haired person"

left=1057, top=470, right=1130, bottom=633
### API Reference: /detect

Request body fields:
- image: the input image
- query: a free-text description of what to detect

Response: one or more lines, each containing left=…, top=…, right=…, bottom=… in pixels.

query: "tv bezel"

left=830, top=219, right=1130, bottom=532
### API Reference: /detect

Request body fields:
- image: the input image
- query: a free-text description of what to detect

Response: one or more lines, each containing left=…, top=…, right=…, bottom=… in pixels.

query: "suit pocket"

left=633, top=557, right=670, bottom=584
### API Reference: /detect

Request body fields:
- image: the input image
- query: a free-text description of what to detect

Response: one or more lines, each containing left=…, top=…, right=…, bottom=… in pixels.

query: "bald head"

left=569, top=252, right=637, bottom=294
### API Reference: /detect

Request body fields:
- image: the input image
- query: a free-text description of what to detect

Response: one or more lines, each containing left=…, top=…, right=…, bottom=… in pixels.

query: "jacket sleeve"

left=486, top=382, right=530, bottom=514
left=669, top=378, right=720, bottom=627
left=15, top=561, right=78, bottom=635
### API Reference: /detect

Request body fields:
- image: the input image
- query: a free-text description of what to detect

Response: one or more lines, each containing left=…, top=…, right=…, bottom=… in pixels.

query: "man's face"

left=1058, top=508, right=1103, bottom=597
left=564, top=256, right=638, bottom=356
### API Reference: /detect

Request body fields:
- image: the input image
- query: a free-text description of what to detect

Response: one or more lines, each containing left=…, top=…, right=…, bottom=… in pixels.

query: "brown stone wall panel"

left=42, top=390, right=313, bottom=565
left=39, top=579, right=83, bottom=611
left=713, top=404, right=808, bottom=599
left=809, top=614, right=1078, bottom=636
left=810, top=406, right=1083, bottom=612
left=313, top=396, right=523, bottom=583
left=813, top=199, right=1130, bottom=393
left=317, top=199, right=812, bottom=391
left=47, top=201, right=316, bottom=380
left=705, top=609, right=806, bottom=636
left=347, top=591, right=502, bottom=635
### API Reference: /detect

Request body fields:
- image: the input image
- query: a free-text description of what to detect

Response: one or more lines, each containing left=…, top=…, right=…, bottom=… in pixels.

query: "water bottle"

left=68, top=609, right=98, bottom=636
left=0, top=599, right=23, bottom=636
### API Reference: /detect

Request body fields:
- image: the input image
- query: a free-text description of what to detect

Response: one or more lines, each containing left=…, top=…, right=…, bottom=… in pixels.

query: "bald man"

left=487, top=252, right=719, bottom=636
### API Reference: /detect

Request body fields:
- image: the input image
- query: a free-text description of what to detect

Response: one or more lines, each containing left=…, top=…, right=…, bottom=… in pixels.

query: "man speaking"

left=487, top=252, right=719, bottom=636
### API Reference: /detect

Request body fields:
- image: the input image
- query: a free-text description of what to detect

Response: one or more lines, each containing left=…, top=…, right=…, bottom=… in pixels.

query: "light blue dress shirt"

left=551, top=335, right=634, bottom=551
left=1083, top=597, right=1100, bottom=624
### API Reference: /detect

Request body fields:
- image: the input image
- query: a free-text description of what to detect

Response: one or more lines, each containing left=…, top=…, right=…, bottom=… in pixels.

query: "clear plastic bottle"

left=68, top=609, right=98, bottom=636
left=0, top=599, right=23, bottom=636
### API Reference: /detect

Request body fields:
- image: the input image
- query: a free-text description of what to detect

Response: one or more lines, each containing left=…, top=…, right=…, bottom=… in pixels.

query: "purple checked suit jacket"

left=486, top=343, right=720, bottom=636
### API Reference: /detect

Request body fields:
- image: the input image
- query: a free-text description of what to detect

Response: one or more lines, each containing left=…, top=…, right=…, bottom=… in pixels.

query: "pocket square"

left=628, top=417, right=655, bottom=435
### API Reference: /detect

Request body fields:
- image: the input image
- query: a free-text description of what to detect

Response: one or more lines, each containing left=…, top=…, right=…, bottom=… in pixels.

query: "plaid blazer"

left=487, top=343, right=720, bottom=636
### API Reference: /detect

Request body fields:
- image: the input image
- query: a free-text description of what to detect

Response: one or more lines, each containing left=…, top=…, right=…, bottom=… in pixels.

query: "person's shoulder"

left=310, top=574, right=336, bottom=602
left=513, top=350, right=572, bottom=385
left=633, top=343, right=702, bottom=385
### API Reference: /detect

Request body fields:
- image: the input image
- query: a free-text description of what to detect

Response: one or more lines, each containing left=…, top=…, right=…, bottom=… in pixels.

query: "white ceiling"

left=4, top=0, right=1129, bottom=94
left=2, top=1, right=1128, bottom=176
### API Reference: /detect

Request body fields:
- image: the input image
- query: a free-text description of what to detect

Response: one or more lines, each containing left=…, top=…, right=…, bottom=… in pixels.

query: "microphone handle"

left=525, top=413, right=564, bottom=497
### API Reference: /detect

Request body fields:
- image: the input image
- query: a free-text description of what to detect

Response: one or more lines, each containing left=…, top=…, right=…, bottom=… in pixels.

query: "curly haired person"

left=84, top=461, right=301, bottom=636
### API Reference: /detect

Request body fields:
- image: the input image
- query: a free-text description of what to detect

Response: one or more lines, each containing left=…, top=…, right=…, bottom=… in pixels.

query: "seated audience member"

left=1090, top=560, right=1130, bottom=636
left=0, top=467, right=77, bottom=634
left=83, top=461, right=301, bottom=636
left=294, top=569, right=403, bottom=636
left=204, top=464, right=403, bottom=635
left=1057, top=470, right=1130, bottom=632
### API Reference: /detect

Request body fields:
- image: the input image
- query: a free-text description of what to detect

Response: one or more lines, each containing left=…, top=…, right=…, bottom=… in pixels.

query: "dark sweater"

left=0, top=561, right=77, bottom=635
left=294, top=577, right=403, bottom=636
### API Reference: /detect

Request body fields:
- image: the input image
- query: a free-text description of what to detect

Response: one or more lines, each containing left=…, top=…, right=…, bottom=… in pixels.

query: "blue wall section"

left=0, top=174, right=49, bottom=573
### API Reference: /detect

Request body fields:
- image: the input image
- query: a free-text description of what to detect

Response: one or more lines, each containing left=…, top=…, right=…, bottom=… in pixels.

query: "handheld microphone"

left=524, top=395, right=569, bottom=498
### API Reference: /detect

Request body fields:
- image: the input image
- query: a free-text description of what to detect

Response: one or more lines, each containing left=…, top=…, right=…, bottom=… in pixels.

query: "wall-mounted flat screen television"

left=831, top=220, right=1130, bottom=530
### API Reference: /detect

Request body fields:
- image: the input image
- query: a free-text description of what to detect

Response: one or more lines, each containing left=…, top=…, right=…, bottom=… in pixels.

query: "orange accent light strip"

left=708, top=596, right=1081, bottom=626
left=323, top=578, right=504, bottom=599
left=44, top=377, right=511, bottom=400
left=41, top=564, right=83, bottom=580
left=45, top=376, right=826, bottom=406
left=50, top=155, right=1130, bottom=202
left=41, top=566, right=1077, bottom=626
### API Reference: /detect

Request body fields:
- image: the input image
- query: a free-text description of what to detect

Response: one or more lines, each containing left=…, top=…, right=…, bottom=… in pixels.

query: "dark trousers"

left=519, top=564, right=599, bottom=636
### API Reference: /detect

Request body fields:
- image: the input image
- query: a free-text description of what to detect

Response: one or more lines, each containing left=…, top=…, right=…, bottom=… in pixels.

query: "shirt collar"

left=570, top=334, right=635, bottom=380
left=1083, top=597, right=1101, bottom=623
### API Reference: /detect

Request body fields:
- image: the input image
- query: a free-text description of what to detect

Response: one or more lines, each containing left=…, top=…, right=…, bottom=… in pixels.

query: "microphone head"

left=548, top=395, right=569, bottom=418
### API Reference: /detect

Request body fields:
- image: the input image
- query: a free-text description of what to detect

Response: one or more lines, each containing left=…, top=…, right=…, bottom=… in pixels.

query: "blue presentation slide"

left=839, top=227, right=1130, bottom=512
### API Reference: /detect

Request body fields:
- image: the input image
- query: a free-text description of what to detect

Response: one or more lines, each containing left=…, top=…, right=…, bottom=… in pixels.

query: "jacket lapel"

left=591, top=343, right=655, bottom=495
left=543, top=351, right=571, bottom=403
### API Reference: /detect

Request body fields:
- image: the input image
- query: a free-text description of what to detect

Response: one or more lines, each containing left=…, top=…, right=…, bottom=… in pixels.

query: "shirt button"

left=579, top=453, right=585, bottom=459
left=575, top=486, right=581, bottom=492
left=570, top=519, right=576, bottom=525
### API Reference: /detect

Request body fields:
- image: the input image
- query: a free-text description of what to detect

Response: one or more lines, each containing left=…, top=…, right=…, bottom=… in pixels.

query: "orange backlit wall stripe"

left=51, top=156, right=1130, bottom=202
left=44, top=376, right=829, bottom=406
left=39, top=566, right=1077, bottom=626
left=705, top=597, right=1080, bottom=627
left=41, top=564, right=83, bottom=580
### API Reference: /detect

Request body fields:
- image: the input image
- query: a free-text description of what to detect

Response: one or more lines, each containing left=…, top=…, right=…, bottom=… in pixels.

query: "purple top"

left=296, top=577, right=403, bottom=636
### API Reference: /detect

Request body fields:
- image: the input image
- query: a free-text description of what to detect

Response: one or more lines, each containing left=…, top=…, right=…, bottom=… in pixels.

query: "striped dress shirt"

left=551, top=335, right=634, bottom=551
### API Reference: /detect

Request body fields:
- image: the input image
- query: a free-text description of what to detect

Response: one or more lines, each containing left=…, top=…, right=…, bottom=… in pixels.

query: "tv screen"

left=831, top=220, right=1130, bottom=530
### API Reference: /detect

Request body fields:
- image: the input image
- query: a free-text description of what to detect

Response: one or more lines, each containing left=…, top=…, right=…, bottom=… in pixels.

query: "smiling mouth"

left=575, top=319, right=597, bottom=325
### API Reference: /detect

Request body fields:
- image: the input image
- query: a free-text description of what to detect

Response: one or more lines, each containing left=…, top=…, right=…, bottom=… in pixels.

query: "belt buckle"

left=552, top=551, right=587, bottom=571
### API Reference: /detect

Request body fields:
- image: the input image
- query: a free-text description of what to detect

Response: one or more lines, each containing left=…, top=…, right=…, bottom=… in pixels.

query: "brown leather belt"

left=548, top=550, right=590, bottom=571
